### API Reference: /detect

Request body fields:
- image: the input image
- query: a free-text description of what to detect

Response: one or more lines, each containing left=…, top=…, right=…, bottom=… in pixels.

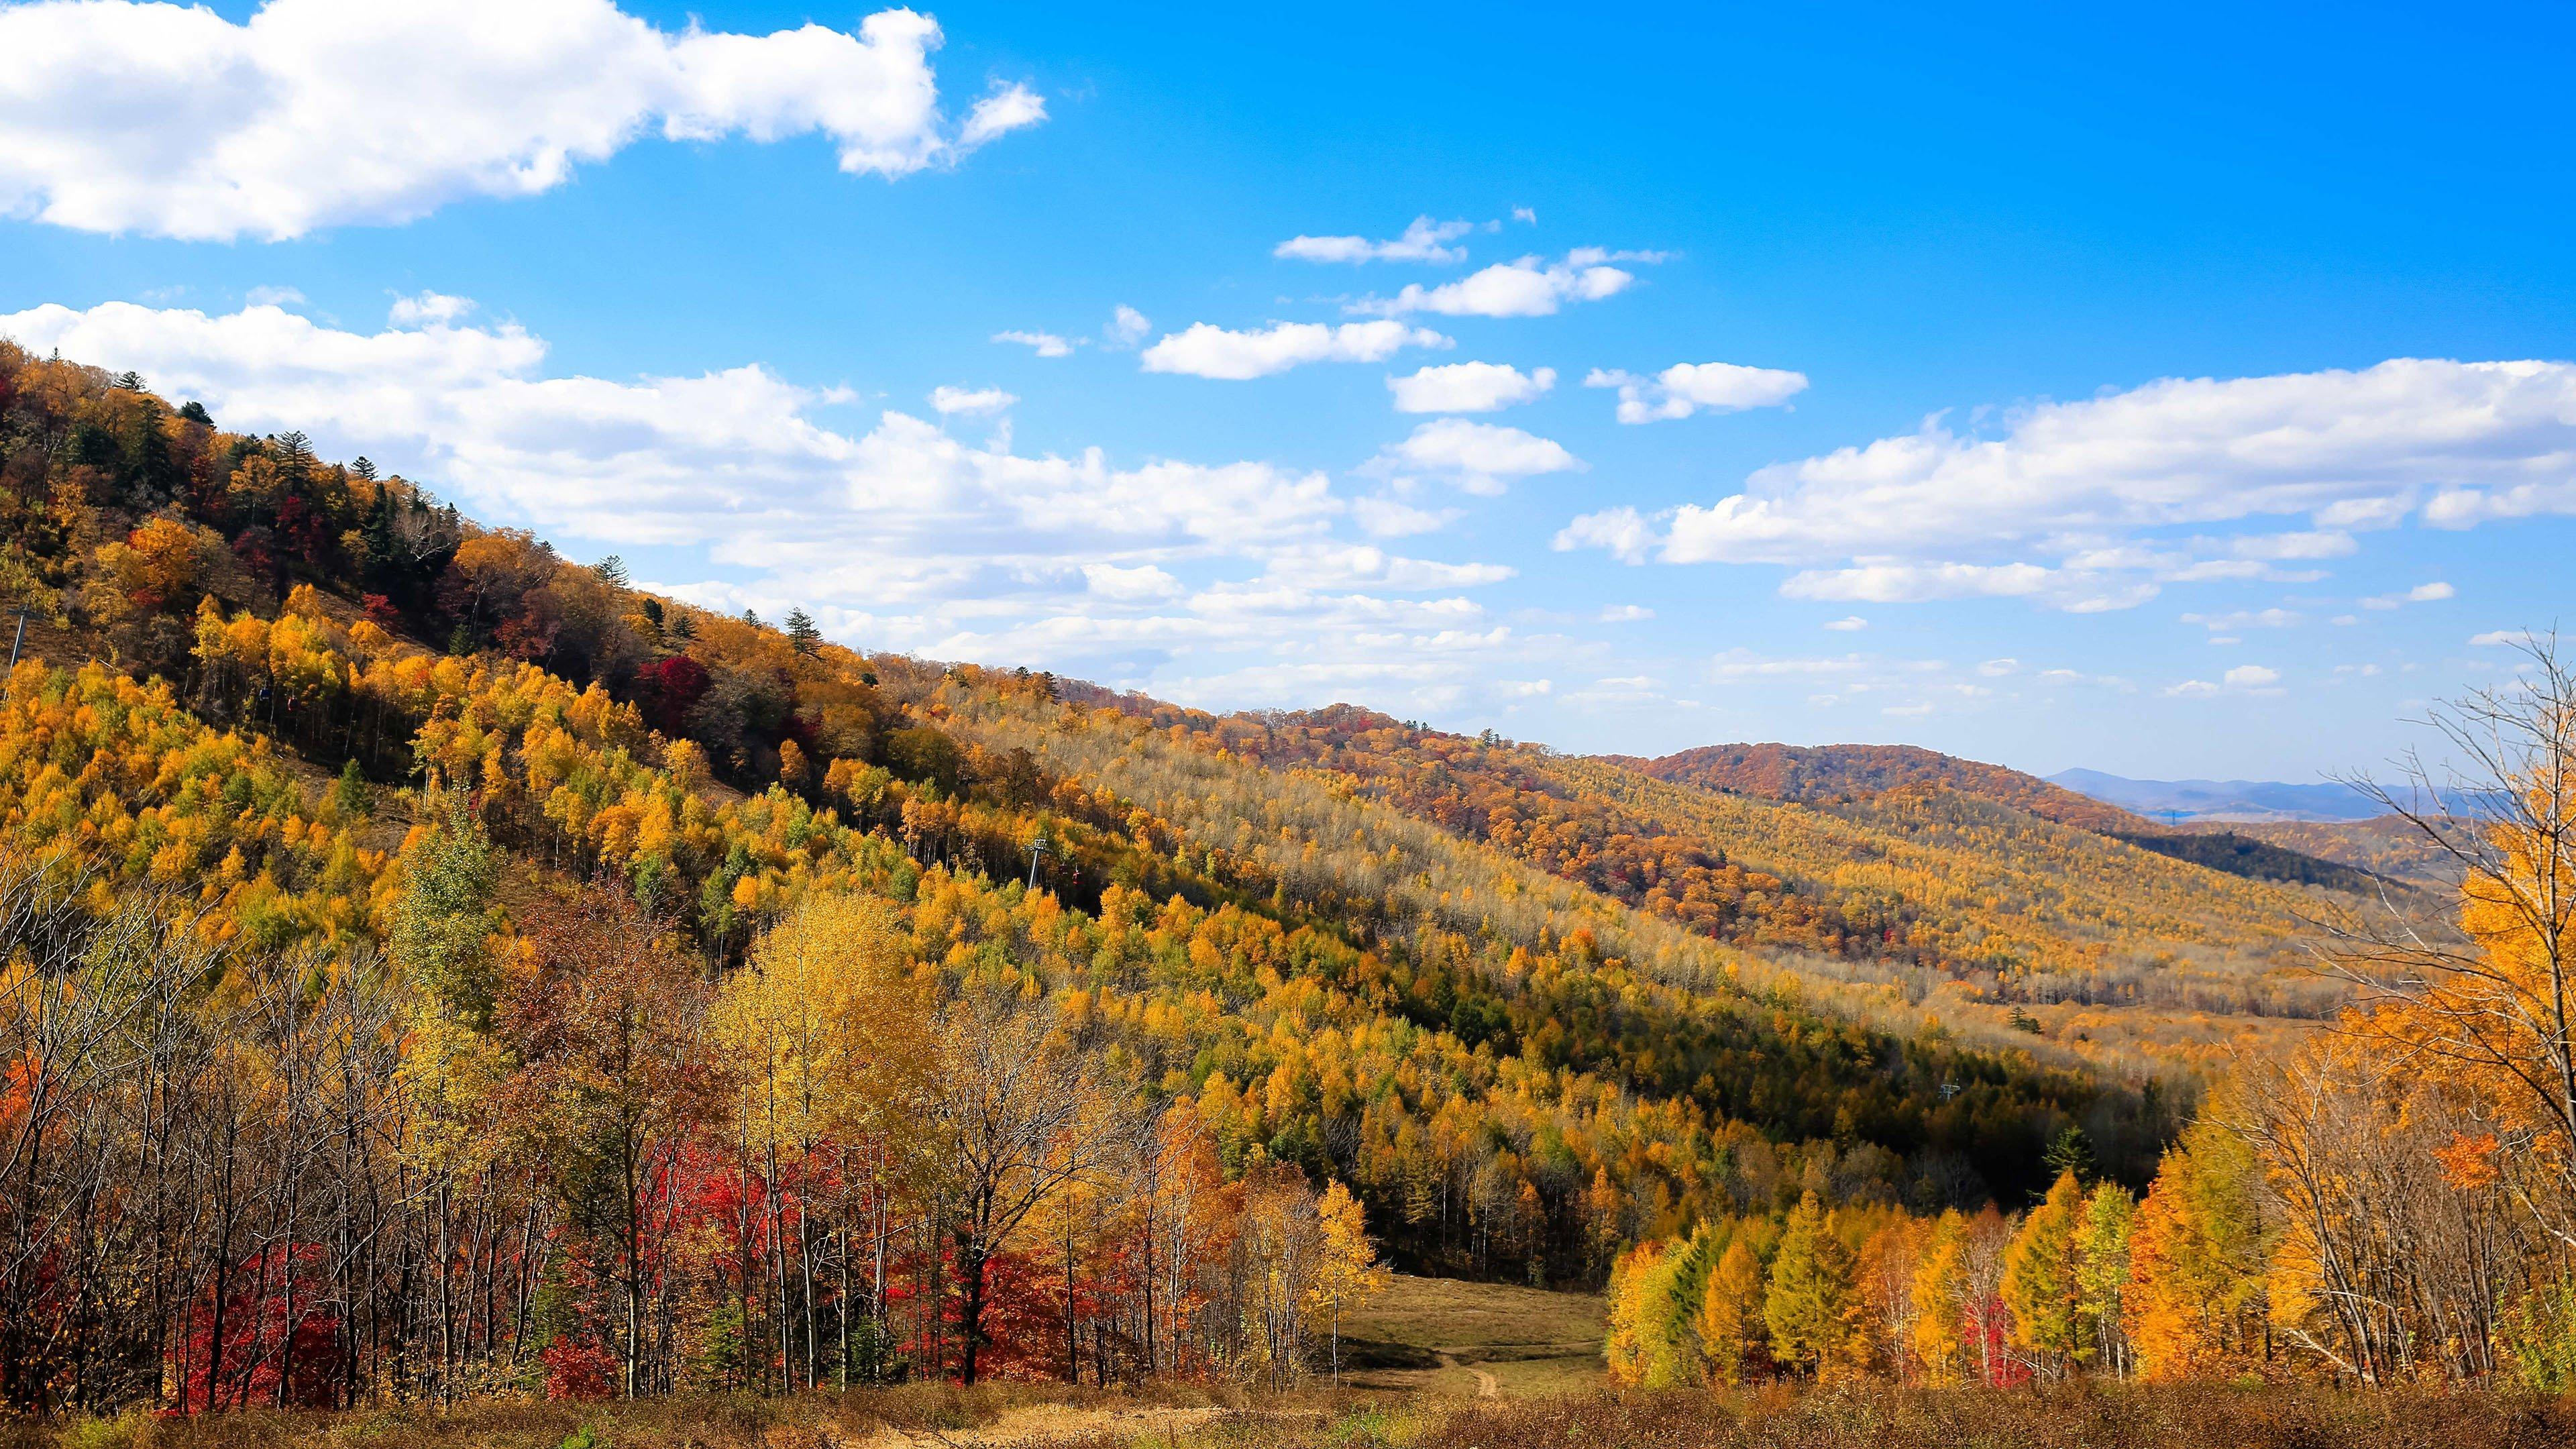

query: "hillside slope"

left=1097, top=706, right=2363, bottom=1069
left=1631, top=742, right=2152, bottom=834
left=0, top=342, right=2142, bottom=1274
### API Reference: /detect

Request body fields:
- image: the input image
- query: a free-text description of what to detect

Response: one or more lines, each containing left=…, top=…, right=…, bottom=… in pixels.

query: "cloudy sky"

left=3, top=0, right=2570, bottom=779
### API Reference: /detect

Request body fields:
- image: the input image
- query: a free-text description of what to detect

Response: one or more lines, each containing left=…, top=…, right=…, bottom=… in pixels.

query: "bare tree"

left=926, top=990, right=1146, bottom=1385
left=2326, top=632, right=2576, bottom=1243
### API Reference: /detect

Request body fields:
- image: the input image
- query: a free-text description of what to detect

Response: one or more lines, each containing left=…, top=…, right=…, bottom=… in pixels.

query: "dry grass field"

left=1330, top=1273, right=1606, bottom=1399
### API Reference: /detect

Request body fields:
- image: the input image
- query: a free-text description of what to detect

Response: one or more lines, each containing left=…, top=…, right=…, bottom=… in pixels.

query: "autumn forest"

left=4, top=345, right=2575, bottom=1447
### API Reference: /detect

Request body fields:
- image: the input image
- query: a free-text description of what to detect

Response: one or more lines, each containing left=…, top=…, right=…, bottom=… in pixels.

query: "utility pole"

left=7, top=608, right=24, bottom=668
left=1026, top=832, right=1049, bottom=890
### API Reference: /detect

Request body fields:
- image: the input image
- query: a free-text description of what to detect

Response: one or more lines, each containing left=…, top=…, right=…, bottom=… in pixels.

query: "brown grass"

left=1401, top=1383, right=2576, bottom=1449
left=9, top=1383, right=1244, bottom=1449
left=1331, top=1274, right=1605, bottom=1399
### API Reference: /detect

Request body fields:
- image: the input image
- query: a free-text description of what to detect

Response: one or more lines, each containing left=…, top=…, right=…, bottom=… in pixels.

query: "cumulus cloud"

left=0, top=297, right=1349, bottom=565
left=1140, top=320, right=1448, bottom=380
left=1354, top=253, right=1641, bottom=319
left=993, top=329, right=1073, bottom=358
left=1082, top=563, right=1181, bottom=601
left=1822, top=616, right=1867, bottom=631
left=928, top=385, right=1015, bottom=416
left=1371, top=418, right=1581, bottom=496
left=1551, top=506, right=1653, bottom=564
left=1106, top=305, right=1150, bottom=348
left=1778, top=561, right=2056, bottom=603
left=1387, top=362, right=1554, bottom=414
left=1275, top=215, right=1476, bottom=264
left=2471, top=629, right=2533, bottom=647
left=1, top=296, right=1548, bottom=717
left=2362, top=580, right=2457, bottom=608
left=957, top=81, right=1046, bottom=148
left=1654, top=360, right=2576, bottom=570
left=1587, top=362, right=1807, bottom=423
left=388, top=292, right=474, bottom=327
left=1351, top=495, right=1458, bottom=538
left=2166, top=663, right=2283, bottom=696
left=0, top=0, right=1038, bottom=241
left=1549, top=358, right=2576, bottom=612
left=2181, top=608, right=2302, bottom=631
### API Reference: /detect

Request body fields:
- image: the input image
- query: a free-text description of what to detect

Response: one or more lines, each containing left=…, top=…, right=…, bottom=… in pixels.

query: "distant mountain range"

left=2047, top=768, right=2386, bottom=823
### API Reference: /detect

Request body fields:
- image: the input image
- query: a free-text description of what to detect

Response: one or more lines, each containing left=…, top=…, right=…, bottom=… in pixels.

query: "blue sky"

left=2, top=1, right=2569, bottom=779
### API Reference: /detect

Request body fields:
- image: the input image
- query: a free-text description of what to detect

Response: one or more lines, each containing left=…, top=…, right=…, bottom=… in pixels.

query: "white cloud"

left=1257, top=544, right=1513, bottom=591
left=993, top=329, right=1072, bottom=358
left=1511, top=207, right=1536, bottom=225
left=1, top=296, right=1553, bottom=717
left=2231, top=529, right=2355, bottom=559
left=1977, top=658, right=2019, bottom=676
left=1275, top=215, right=1476, bottom=264
left=2362, top=580, right=2457, bottom=608
left=1354, top=252, right=1641, bottom=319
left=1552, top=506, right=1654, bottom=564
left=388, top=291, right=474, bottom=327
left=1140, top=320, right=1449, bottom=380
left=1778, top=561, right=2056, bottom=603
left=1599, top=604, right=1653, bottom=623
left=0, top=297, right=1348, bottom=570
left=1373, top=418, right=1581, bottom=496
left=1822, top=616, right=1868, bottom=631
left=1352, top=495, right=1458, bottom=538
left=0, top=0, right=1040, bottom=241
left=929, top=385, right=1015, bottom=416
left=2167, top=663, right=2282, bottom=697
left=2471, top=629, right=2532, bottom=647
left=1587, top=362, right=1808, bottom=423
left=2180, top=608, right=2302, bottom=631
left=244, top=284, right=304, bottom=307
left=1106, top=305, right=1150, bottom=348
left=1387, top=362, right=1554, bottom=414
left=1619, top=359, right=2576, bottom=601
left=957, top=81, right=1046, bottom=148
left=1082, top=563, right=1181, bottom=601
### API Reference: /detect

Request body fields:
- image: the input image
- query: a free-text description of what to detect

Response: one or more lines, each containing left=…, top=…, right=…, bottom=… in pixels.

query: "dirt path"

left=1434, top=1348, right=1501, bottom=1399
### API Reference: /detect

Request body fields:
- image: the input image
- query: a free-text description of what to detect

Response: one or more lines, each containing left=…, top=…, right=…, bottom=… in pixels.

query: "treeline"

left=1609, top=645, right=2576, bottom=1389
left=0, top=824, right=1385, bottom=1411
left=0, top=347, right=2165, bottom=1411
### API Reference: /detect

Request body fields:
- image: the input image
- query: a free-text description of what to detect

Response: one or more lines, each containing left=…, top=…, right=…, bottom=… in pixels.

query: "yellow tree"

left=2122, top=1116, right=2267, bottom=1381
left=1603, top=1240, right=1667, bottom=1387
left=2331, top=638, right=2576, bottom=1183
left=1307, top=1179, right=1389, bottom=1385
left=2075, top=1181, right=2136, bottom=1377
left=2002, top=1171, right=2086, bottom=1375
left=1697, top=1236, right=1768, bottom=1385
left=1909, top=1210, right=1972, bottom=1384
left=710, top=892, right=928, bottom=1391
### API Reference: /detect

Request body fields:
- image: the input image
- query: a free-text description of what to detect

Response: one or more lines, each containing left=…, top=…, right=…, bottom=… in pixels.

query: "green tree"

left=1764, top=1193, right=1865, bottom=1379
left=784, top=606, right=822, bottom=655
left=2003, top=1170, right=2087, bottom=1373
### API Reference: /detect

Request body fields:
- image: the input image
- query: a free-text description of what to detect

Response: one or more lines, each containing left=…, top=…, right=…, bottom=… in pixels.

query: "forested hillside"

left=0, top=346, right=2164, bottom=1413
left=1630, top=743, right=2150, bottom=835
left=1096, top=704, right=2374, bottom=1071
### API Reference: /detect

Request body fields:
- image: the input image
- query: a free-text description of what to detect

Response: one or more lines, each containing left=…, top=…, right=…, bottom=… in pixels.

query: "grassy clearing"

left=1331, top=1273, right=1605, bottom=1398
